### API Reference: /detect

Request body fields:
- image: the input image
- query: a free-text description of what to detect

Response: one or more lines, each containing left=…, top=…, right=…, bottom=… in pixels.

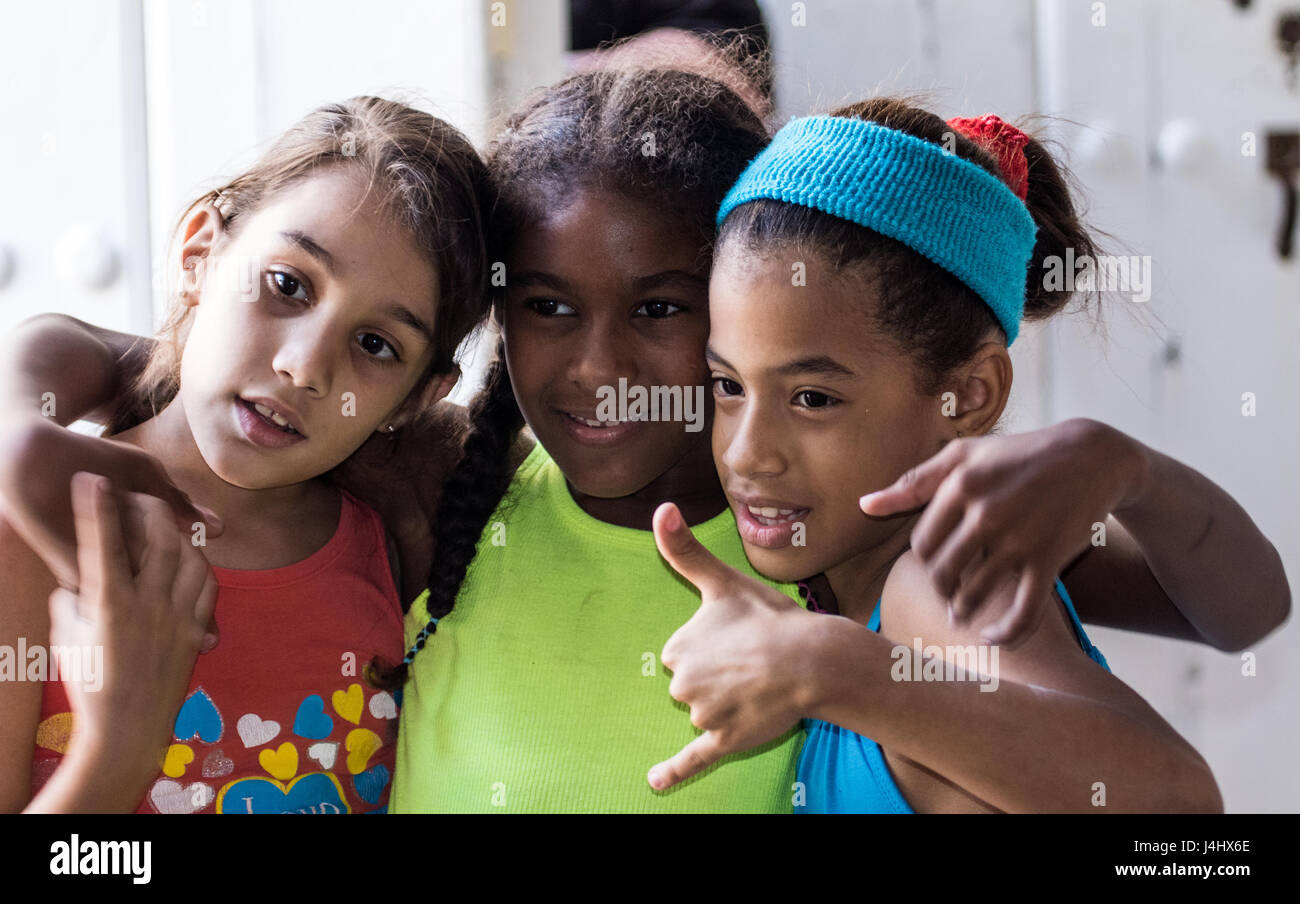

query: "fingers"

left=908, top=470, right=971, bottom=562
left=193, top=575, right=219, bottom=645
left=647, top=731, right=727, bottom=791
left=859, top=439, right=967, bottom=517
left=69, top=472, right=132, bottom=612
left=948, top=548, right=1015, bottom=623
left=201, top=613, right=220, bottom=654
left=983, top=566, right=1053, bottom=645
left=116, top=446, right=223, bottom=538
left=132, top=493, right=183, bottom=602
left=652, top=502, right=734, bottom=599
left=924, top=506, right=990, bottom=603
left=171, top=538, right=213, bottom=621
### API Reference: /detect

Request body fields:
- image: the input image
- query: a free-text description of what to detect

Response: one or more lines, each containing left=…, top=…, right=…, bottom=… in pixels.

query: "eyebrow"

left=511, top=269, right=707, bottom=294
left=705, top=345, right=858, bottom=379
left=630, top=270, right=708, bottom=293
left=379, top=302, right=435, bottom=346
left=511, top=271, right=573, bottom=293
left=280, top=230, right=336, bottom=273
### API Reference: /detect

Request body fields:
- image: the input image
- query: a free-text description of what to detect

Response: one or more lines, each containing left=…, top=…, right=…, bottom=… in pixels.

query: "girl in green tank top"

left=384, top=66, right=805, bottom=812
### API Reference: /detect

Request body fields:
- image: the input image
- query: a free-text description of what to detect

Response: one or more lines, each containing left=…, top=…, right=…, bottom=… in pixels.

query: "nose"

left=564, top=321, right=638, bottom=392
left=271, top=323, right=334, bottom=398
left=719, top=397, right=787, bottom=479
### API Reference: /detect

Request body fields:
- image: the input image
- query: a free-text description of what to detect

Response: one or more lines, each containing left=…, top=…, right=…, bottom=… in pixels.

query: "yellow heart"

left=258, top=742, right=299, bottom=781
left=35, top=712, right=75, bottom=753
left=345, top=728, right=382, bottom=775
left=163, top=743, right=195, bottom=778
left=332, top=683, right=364, bottom=726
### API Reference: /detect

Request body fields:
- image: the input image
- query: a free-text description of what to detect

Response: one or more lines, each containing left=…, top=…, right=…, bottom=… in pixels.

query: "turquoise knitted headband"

left=716, top=115, right=1038, bottom=345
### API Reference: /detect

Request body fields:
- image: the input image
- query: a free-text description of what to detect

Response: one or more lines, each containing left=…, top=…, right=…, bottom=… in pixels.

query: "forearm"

left=809, top=618, right=1222, bottom=813
left=1115, top=443, right=1291, bottom=651
left=2, top=314, right=149, bottom=426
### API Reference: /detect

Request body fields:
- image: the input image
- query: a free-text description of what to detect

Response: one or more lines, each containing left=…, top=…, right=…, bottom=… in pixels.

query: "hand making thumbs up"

left=647, top=501, right=824, bottom=791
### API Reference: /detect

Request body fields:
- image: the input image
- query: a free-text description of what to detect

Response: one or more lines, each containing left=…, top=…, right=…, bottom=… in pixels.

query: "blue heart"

left=173, top=689, right=222, bottom=743
left=353, top=764, right=391, bottom=805
left=218, top=773, right=349, bottom=814
left=292, top=694, right=334, bottom=740
left=393, top=687, right=404, bottom=709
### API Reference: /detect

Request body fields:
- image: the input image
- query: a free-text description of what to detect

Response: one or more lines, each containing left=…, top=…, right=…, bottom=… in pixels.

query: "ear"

left=945, top=341, right=1012, bottom=438
left=383, top=367, right=461, bottom=433
left=176, top=202, right=223, bottom=306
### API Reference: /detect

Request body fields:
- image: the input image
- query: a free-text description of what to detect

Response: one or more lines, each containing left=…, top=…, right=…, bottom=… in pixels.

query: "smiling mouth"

left=562, top=412, right=626, bottom=428
left=239, top=399, right=300, bottom=435
left=743, top=504, right=810, bottom=526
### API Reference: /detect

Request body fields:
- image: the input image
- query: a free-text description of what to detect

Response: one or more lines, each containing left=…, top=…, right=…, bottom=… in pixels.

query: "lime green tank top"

left=390, top=443, right=806, bottom=813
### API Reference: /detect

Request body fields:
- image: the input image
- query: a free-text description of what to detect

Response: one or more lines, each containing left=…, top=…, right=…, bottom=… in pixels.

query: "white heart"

left=368, top=691, right=397, bottom=720
left=236, top=713, right=280, bottom=748
left=149, top=779, right=214, bottom=814
left=307, top=741, right=339, bottom=770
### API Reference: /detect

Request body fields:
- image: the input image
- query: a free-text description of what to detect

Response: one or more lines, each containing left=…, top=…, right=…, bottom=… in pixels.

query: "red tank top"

left=30, top=490, right=405, bottom=814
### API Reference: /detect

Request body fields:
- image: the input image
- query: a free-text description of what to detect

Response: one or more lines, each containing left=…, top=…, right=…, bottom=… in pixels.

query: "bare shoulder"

left=879, top=550, right=1107, bottom=694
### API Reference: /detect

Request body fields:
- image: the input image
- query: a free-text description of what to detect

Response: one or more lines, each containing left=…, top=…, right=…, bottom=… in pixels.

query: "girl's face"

left=502, top=186, right=717, bottom=507
left=179, top=167, right=446, bottom=489
left=707, top=244, right=944, bottom=583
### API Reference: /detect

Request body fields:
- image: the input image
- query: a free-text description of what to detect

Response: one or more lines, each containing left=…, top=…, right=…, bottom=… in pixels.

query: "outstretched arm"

left=647, top=505, right=1222, bottom=813
left=0, top=315, right=211, bottom=589
left=863, top=418, right=1290, bottom=651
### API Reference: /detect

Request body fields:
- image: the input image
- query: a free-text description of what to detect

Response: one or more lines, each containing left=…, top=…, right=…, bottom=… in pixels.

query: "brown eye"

left=796, top=390, right=839, bottom=409
left=268, top=270, right=308, bottom=302
left=526, top=298, right=575, bottom=316
left=636, top=300, right=683, bottom=318
left=357, top=332, right=398, bottom=361
left=712, top=377, right=742, bottom=397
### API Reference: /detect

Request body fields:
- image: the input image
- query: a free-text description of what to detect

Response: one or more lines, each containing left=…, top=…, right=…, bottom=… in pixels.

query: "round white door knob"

left=54, top=226, right=119, bottom=291
left=1156, top=119, right=1217, bottom=174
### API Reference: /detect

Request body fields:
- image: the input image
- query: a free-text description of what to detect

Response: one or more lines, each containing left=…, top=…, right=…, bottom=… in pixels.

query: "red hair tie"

left=947, top=114, right=1031, bottom=201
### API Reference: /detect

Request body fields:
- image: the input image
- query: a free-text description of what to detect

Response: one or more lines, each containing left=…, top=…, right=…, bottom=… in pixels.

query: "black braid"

left=367, top=337, right=524, bottom=689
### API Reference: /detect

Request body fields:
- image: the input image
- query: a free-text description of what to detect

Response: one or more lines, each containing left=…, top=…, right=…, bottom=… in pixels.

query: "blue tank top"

left=797, top=578, right=1109, bottom=814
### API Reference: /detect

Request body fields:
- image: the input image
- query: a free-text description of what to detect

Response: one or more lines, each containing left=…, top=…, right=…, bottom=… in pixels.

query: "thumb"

left=860, top=440, right=965, bottom=516
left=648, top=731, right=728, bottom=791
left=652, top=502, right=733, bottom=598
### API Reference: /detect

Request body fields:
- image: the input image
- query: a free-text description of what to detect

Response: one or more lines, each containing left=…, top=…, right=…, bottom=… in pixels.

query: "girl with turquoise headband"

left=645, top=97, right=1279, bottom=811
